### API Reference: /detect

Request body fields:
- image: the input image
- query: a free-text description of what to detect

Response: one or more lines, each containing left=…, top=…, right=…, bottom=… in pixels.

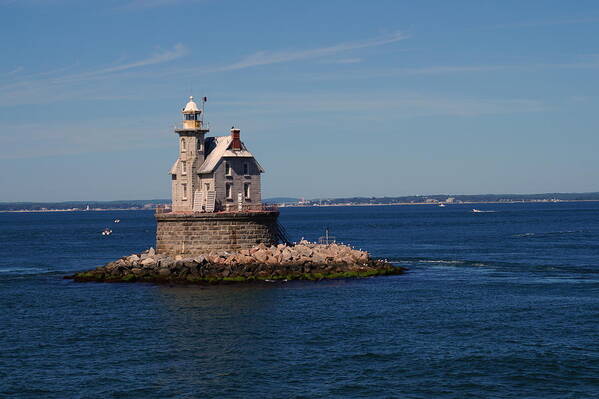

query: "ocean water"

left=1, top=203, right=598, bottom=398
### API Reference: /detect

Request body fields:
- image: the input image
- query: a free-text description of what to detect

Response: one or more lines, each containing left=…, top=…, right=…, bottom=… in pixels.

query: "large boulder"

left=253, top=250, right=269, bottom=263
left=193, top=255, right=207, bottom=265
left=140, top=257, right=156, bottom=267
left=158, top=258, right=174, bottom=269
left=158, top=268, right=171, bottom=276
left=266, top=256, right=280, bottom=265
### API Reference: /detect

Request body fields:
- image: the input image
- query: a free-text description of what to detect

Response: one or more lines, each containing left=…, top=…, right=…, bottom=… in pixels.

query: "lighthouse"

left=170, top=96, right=209, bottom=212
left=157, top=96, right=280, bottom=255
left=169, top=96, right=265, bottom=213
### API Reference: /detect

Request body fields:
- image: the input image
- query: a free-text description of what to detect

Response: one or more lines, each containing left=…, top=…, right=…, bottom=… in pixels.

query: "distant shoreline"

left=0, top=208, right=146, bottom=213
left=3, top=199, right=599, bottom=213
left=280, top=199, right=599, bottom=208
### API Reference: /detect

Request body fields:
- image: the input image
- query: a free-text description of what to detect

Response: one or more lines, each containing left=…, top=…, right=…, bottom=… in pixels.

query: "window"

left=243, top=162, right=249, bottom=175
left=225, top=183, right=232, bottom=199
left=181, top=138, right=186, bottom=151
left=181, top=161, right=187, bottom=175
left=244, top=183, right=250, bottom=199
left=197, top=139, right=202, bottom=152
left=204, top=183, right=210, bottom=191
left=225, top=161, right=232, bottom=176
left=182, top=183, right=187, bottom=200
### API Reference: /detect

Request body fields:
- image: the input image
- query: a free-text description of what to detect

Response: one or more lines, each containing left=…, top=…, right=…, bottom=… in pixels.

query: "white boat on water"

left=114, top=219, right=120, bottom=223
left=472, top=209, right=482, bottom=213
left=102, top=228, right=113, bottom=236
left=439, top=203, right=446, bottom=207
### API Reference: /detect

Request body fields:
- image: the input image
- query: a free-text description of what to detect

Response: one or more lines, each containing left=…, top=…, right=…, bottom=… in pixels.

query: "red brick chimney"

left=230, top=127, right=242, bottom=151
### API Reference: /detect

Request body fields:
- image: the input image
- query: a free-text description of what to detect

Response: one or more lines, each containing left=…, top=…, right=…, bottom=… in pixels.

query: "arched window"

left=181, top=138, right=186, bottom=151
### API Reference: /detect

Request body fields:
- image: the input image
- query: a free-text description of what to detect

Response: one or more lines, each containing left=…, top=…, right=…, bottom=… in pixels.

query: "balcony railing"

left=223, top=203, right=279, bottom=213
left=155, top=203, right=278, bottom=214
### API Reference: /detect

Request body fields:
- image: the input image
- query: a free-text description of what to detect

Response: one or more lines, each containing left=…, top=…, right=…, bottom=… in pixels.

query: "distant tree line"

left=3, top=192, right=599, bottom=211
left=0, top=200, right=169, bottom=211
left=308, top=192, right=599, bottom=205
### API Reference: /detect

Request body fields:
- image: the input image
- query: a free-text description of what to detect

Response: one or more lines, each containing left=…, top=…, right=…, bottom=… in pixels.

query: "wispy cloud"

left=299, top=56, right=599, bottom=81
left=405, top=57, right=599, bottom=74
left=0, top=0, right=73, bottom=6
left=0, top=91, right=546, bottom=159
left=0, top=44, right=188, bottom=105
left=0, top=116, right=174, bottom=159
left=399, top=65, right=508, bottom=75
left=117, top=0, right=204, bottom=10
left=55, top=43, right=188, bottom=82
left=493, top=16, right=599, bottom=29
left=218, top=31, right=407, bottom=71
left=329, top=58, right=363, bottom=64
left=218, top=92, right=545, bottom=118
left=0, top=32, right=406, bottom=106
left=4, top=66, right=23, bottom=76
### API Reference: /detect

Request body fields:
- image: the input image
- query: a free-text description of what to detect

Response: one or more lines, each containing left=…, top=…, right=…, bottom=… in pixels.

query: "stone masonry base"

left=155, top=211, right=279, bottom=256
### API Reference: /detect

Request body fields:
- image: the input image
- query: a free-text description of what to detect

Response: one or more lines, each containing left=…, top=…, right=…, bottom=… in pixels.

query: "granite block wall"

left=156, top=211, right=279, bottom=256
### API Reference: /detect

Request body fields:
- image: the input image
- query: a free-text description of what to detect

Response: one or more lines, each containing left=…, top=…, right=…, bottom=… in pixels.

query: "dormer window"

left=225, top=161, right=232, bottom=176
left=243, top=162, right=249, bottom=175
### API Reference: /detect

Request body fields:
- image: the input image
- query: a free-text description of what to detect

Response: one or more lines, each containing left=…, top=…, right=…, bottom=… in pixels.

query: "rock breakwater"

left=69, top=241, right=404, bottom=284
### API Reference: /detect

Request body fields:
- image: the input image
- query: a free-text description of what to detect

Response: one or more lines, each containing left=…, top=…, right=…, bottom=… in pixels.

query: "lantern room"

left=182, top=96, right=202, bottom=129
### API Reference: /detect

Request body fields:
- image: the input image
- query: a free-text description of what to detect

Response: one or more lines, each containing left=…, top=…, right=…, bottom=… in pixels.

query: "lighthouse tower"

left=170, top=96, right=209, bottom=212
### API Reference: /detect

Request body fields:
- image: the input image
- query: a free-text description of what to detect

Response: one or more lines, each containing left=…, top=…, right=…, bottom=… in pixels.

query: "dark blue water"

left=1, top=203, right=598, bottom=398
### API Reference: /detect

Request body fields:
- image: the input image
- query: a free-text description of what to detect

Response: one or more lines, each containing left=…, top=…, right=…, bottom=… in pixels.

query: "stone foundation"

left=155, top=211, right=279, bottom=256
left=68, top=242, right=405, bottom=284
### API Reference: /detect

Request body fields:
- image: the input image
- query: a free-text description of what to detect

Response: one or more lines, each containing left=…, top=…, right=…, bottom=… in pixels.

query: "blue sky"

left=1, top=0, right=599, bottom=201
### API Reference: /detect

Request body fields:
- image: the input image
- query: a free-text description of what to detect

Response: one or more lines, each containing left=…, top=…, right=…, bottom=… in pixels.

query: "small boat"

left=114, top=219, right=120, bottom=223
left=439, top=203, right=446, bottom=207
left=472, top=209, right=496, bottom=213
left=101, top=228, right=113, bottom=236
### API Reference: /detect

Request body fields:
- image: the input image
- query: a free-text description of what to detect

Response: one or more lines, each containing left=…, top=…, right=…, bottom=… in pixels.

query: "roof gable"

left=198, top=135, right=264, bottom=174
left=169, top=159, right=179, bottom=175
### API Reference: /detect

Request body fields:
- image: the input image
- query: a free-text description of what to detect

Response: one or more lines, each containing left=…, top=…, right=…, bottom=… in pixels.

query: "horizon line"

left=3, top=190, right=599, bottom=204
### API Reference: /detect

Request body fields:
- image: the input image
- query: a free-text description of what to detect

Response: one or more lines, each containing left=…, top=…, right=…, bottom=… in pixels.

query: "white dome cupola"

left=182, top=96, right=202, bottom=129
